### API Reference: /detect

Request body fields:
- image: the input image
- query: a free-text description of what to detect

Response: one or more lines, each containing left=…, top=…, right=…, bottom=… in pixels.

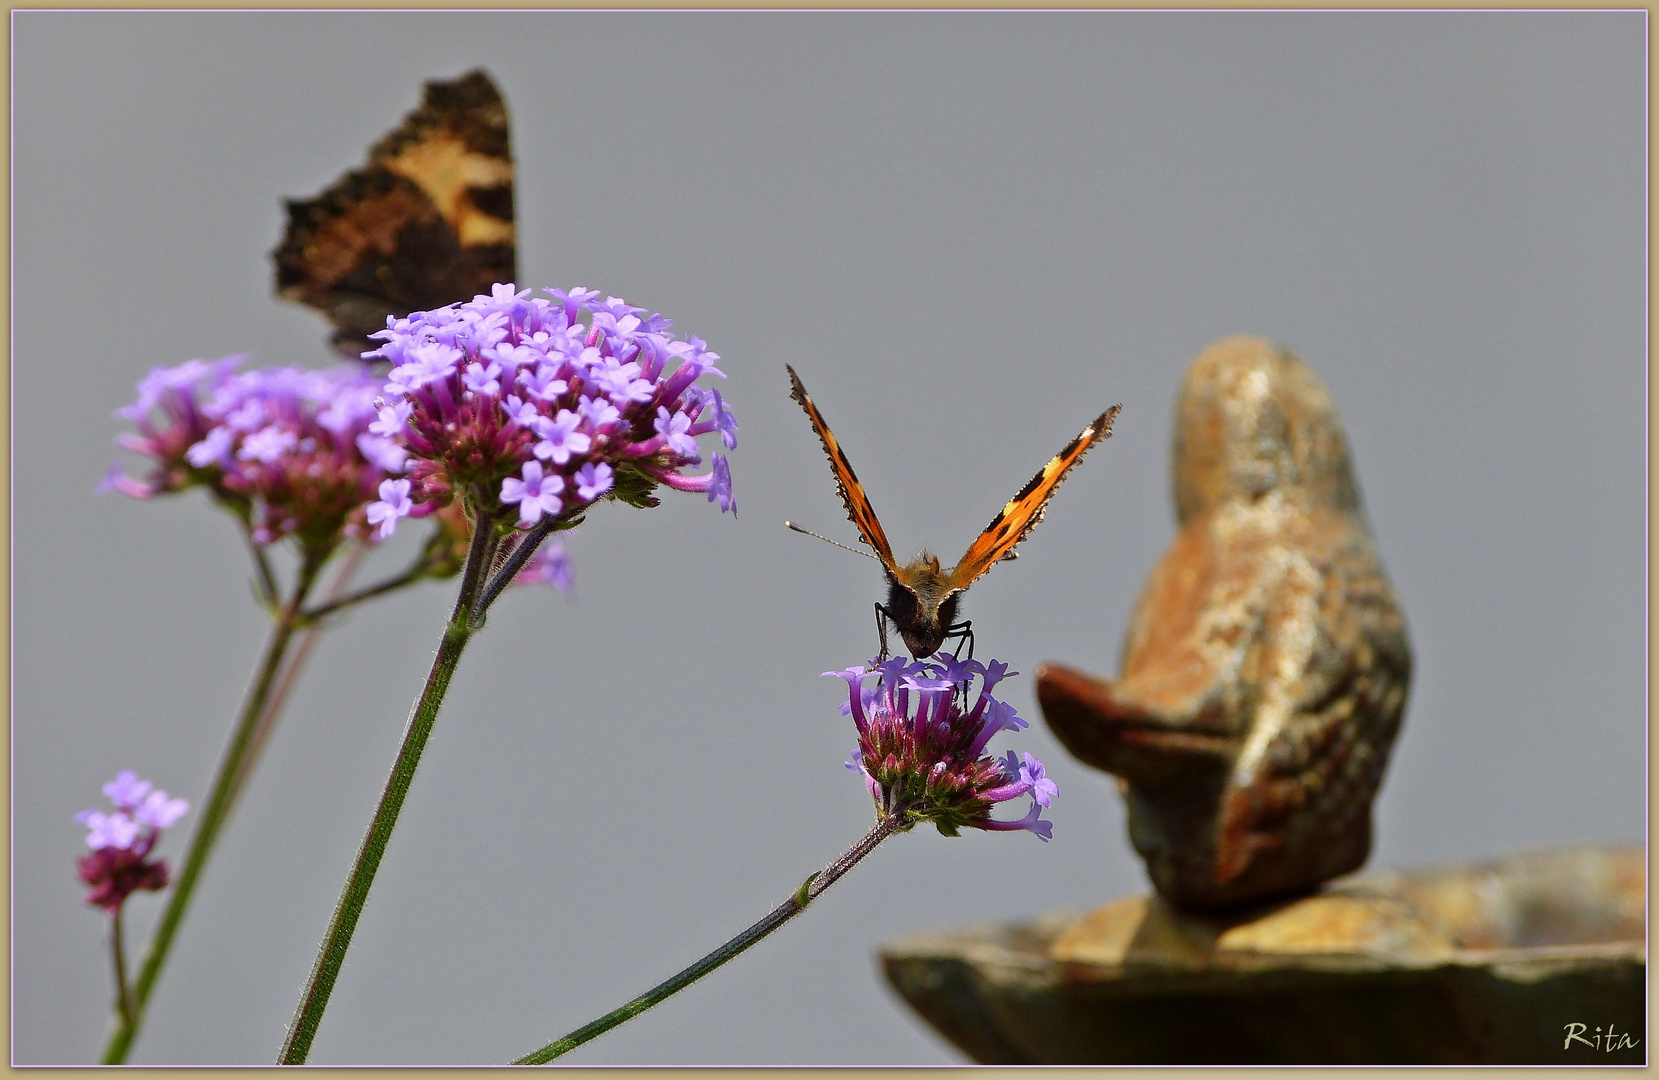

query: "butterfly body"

left=883, top=552, right=963, bottom=659
left=787, top=365, right=1121, bottom=659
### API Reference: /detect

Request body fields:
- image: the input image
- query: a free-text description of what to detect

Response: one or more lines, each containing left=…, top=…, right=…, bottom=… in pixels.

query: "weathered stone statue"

left=1039, top=335, right=1411, bottom=910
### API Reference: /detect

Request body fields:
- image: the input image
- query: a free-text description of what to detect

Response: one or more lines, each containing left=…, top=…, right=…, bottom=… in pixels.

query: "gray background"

left=12, top=11, right=1646, bottom=1066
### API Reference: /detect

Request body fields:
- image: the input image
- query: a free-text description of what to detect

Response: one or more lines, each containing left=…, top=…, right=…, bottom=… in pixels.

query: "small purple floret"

left=366, top=478, right=414, bottom=540
left=515, top=538, right=575, bottom=594
left=77, top=810, right=141, bottom=851
left=533, top=410, right=592, bottom=466
left=574, top=462, right=614, bottom=503
left=711, top=389, right=738, bottom=450
left=501, top=461, right=566, bottom=525
left=707, top=454, right=735, bottom=516
left=102, top=770, right=152, bottom=811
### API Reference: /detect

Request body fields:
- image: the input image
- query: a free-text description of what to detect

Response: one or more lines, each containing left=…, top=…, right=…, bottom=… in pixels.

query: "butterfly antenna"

left=785, top=520, right=882, bottom=561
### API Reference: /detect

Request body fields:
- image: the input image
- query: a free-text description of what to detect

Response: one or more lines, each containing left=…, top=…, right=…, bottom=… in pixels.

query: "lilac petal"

left=501, top=394, right=541, bottom=427
left=79, top=809, right=141, bottom=851
left=901, top=672, right=953, bottom=694
left=356, top=433, right=408, bottom=473
left=515, top=540, right=575, bottom=593
left=574, top=462, right=614, bottom=502
left=97, top=463, right=154, bottom=499
left=369, top=400, right=413, bottom=437
left=712, top=389, right=738, bottom=449
left=532, top=410, right=591, bottom=465
left=102, top=771, right=152, bottom=810
left=579, top=396, right=621, bottom=429
left=501, top=461, right=565, bottom=525
left=980, top=659, right=1016, bottom=694
left=1021, top=752, right=1059, bottom=807
left=134, top=790, right=190, bottom=829
left=699, top=454, right=735, bottom=515
left=185, top=426, right=236, bottom=468
left=366, top=478, right=415, bottom=540
left=976, top=799, right=1053, bottom=842
left=654, top=407, right=699, bottom=458
left=463, top=360, right=503, bottom=396
left=822, top=666, right=870, bottom=731
left=928, top=653, right=984, bottom=689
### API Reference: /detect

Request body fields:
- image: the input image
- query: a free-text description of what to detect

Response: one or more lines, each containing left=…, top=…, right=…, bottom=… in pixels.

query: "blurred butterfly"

left=786, top=364, right=1122, bottom=660
left=272, top=69, right=517, bottom=359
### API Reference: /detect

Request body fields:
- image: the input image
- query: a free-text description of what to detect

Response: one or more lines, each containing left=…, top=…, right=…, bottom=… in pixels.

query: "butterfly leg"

left=944, top=620, right=975, bottom=661
left=874, top=603, right=894, bottom=662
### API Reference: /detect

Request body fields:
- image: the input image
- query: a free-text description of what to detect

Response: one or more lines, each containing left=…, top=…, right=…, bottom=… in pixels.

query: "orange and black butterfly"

left=786, top=365, right=1122, bottom=660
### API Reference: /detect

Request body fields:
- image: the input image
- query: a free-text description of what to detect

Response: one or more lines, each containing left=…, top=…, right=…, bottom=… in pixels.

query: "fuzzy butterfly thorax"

left=788, top=364, right=1120, bottom=660
left=885, top=553, right=961, bottom=659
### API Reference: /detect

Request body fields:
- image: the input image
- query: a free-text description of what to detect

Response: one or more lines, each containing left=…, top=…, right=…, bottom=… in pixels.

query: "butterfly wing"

left=272, top=70, right=517, bottom=358
left=786, top=365, right=899, bottom=571
left=947, top=403, right=1122, bottom=590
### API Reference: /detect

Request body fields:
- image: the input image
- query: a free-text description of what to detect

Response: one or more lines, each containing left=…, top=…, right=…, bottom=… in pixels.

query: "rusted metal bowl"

left=880, top=846, right=1644, bottom=1064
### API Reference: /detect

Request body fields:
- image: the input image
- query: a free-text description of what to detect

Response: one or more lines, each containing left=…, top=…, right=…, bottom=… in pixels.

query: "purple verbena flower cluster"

left=103, top=359, right=404, bottom=550
left=74, top=771, right=190, bottom=912
left=827, top=656, right=1057, bottom=841
left=361, top=284, right=737, bottom=539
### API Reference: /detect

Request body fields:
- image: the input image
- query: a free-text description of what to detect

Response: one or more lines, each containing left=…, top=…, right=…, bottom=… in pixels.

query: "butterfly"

left=786, top=364, right=1122, bottom=660
left=271, top=69, right=516, bottom=359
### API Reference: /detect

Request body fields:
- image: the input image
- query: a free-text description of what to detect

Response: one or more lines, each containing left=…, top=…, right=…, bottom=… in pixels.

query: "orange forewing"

left=786, top=365, right=898, bottom=569
left=946, top=404, right=1122, bottom=589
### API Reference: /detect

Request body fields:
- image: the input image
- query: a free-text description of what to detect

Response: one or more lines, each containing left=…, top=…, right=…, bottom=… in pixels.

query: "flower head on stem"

left=511, top=656, right=1055, bottom=1065
left=830, top=656, right=1056, bottom=840
left=279, top=286, right=738, bottom=1063
left=362, top=283, right=736, bottom=545
left=103, top=360, right=404, bottom=556
left=75, top=772, right=189, bottom=912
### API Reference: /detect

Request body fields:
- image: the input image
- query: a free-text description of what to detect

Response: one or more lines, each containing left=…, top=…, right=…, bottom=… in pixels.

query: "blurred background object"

left=1041, top=336, right=1411, bottom=909
left=882, top=845, right=1644, bottom=1064
left=13, top=12, right=1644, bottom=1064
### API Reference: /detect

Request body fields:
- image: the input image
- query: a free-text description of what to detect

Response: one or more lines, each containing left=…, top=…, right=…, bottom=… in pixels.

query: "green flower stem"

left=514, top=813, right=903, bottom=1065
left=110, top=908, right=134, bottom=1031
left=101, top=549, right=327, bottom=1065
left=245, top=528, right=280, bottom=609
left=279, top=518, right=500, bottom=1065
left=298, top=554, right=430, bottom=624
left=473, top=516, right=558, bottom=619
left=228, top=543, right=369, bottom=810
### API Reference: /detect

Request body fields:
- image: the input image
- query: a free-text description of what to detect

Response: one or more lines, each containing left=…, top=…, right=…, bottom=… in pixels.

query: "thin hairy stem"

left=228, top=543, right=368, bottom=809
left=514, top=815, right=903, bottom=1064
left=245, top=528, right=280, bottom=609
left=298, top=558, right=426, bottom=624
left=472, top=516, right=557, bottom=622
left=110, top=908, right=134, bottom=1031
left=279, top=517, right=499, bottom=1064
left=102, top=550, right=326, bottom=1064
